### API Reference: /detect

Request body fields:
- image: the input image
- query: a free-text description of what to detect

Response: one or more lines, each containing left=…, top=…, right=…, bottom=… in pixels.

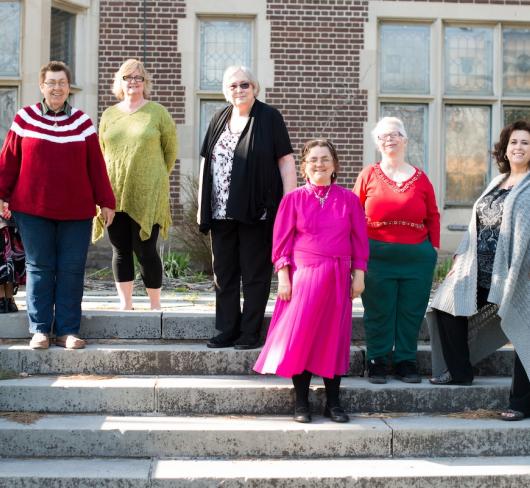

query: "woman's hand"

left=350, top=270, right=365, bottom=299
left=277, top=266, right=292, bottom=301
left=1, top=201, right=11, bottom=220
left=100, top=207, right=115, bottom=227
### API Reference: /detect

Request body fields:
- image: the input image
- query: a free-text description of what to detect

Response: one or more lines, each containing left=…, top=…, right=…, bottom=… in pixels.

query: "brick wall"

left=98, top=0, right=530, bottom=222
left=98, top=0, right=186, bottom=222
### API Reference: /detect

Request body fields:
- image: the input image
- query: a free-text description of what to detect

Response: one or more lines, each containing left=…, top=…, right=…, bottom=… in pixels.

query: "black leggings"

left=107, top=212, right=162, bottom=288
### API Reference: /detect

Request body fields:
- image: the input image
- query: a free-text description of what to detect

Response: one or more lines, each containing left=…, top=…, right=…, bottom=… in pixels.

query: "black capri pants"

left=107, top=212, right=163, bottom=288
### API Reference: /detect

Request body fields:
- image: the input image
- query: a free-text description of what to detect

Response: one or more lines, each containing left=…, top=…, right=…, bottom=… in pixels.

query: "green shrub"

left=433, top=256, right=453, bottom=283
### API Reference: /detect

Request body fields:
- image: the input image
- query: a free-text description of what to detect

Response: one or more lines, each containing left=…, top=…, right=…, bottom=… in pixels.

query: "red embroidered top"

left=353, top=163, right=440, bottom=247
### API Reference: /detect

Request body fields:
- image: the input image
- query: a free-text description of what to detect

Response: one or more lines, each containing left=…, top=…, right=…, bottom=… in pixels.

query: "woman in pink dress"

left=254, top=139, right=369, bottom=423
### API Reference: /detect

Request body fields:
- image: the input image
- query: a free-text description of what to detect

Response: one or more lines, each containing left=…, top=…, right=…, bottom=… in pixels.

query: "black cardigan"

left=198, top=99, right=293, bottom=234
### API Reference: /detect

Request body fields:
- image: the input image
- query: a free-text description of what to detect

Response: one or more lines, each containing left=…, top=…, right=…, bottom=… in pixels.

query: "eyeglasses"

left=228, top=82, right=251, bottom=91
left=43, top=81, right=69, bottom=88
left=122, top=75, right=145, bottom=83
left=377, top=131, right=403, bottom=141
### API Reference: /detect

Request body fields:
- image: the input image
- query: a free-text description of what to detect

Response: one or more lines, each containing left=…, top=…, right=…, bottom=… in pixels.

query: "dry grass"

left=0, top=412, right=45, bottom=424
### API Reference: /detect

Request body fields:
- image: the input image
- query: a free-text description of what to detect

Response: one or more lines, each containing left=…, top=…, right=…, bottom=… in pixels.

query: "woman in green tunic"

left=94, top=59, right=178, bottom=310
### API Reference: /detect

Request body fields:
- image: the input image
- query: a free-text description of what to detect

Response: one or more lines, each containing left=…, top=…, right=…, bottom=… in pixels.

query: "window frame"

left=196, top=15, right=255, bottom=148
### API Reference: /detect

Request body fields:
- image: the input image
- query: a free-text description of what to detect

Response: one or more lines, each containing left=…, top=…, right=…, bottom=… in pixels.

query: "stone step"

left=0, top=342, right=513, bottom=377
left=1, top=456, right=530, bottom=487
left=0, top=342, right=364, bottom=376
left=0, top=307, right=430, bottom=341
left=0, top=375, right=510, bottom=415
left=0, top=413, right=529, bottom=459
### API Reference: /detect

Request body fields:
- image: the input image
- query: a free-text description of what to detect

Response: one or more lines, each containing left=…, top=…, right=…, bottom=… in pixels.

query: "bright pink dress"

left=253, top=182, right=369, bottom=379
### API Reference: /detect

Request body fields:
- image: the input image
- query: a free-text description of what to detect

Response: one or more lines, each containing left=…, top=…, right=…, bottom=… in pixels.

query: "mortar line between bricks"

left=380, top=417, right=395, bottom=458
left=148, top=457, right=155, bottom=486
left=154, top=377, right=159, bottom=413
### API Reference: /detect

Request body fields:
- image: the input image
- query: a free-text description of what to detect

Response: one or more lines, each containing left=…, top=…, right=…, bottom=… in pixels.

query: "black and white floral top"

left=476, top=186, right=511, bottom=289
left=210, top=125, right=241, bottom=219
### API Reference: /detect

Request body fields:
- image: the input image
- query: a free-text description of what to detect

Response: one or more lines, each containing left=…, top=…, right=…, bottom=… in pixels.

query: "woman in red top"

left=354, top=117, right=440, bottom=383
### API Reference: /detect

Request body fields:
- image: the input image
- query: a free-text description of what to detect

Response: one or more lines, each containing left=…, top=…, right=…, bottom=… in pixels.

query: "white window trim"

left=362, top=1, right=530, bottom=251
left=177, top=0, right=273, bottom=197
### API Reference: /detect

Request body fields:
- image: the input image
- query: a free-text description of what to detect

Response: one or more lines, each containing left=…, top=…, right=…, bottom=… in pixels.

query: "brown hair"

left=112, top=59, right=152, bottom=100
left=492, top=120, right=530, bottom=174
left=39, top=61, right=72, bottom=85
left=300, top=139, right=339, bottom=182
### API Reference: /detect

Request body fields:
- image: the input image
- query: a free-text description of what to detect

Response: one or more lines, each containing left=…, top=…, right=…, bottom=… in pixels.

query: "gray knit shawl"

left=428, top=171, right=530, bottom=377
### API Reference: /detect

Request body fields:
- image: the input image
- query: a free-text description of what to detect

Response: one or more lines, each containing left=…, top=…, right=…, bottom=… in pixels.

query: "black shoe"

left=394, top=360, right=421, bottom=383
left=367, top=358, right=388, bottom=384
left=233, top=335, right=260, bottom=350
left=0, top=298, right=7, bottom=314
left=206, top=332, right=236, bottom=349
left=429, top=370, right=473, bottom=386
left=324, top=404, right=349, bottom=423
left=293, top=405, right=312, bottom=423
left=6, top=298, right=18, bottom=313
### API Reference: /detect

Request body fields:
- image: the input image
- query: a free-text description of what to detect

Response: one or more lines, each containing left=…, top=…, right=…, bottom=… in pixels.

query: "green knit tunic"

left=93, top=101, right=178, bottom=242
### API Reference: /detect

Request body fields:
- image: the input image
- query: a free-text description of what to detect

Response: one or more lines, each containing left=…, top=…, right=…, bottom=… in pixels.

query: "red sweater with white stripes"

left=0, top=103, right=115, bottom=220
left=353, top=163, right=440, bottom=247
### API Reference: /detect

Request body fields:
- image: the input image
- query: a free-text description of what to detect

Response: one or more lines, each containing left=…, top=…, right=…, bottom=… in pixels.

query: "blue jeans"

left=13, top=212, right=92, bottom=336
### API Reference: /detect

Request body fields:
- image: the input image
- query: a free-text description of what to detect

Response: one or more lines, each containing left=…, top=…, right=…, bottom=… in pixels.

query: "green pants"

left=362, top=239, right=437, bottom=364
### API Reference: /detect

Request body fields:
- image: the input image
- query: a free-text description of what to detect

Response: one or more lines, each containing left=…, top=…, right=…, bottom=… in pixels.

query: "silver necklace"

left=310, top=184, right=332, bottom=208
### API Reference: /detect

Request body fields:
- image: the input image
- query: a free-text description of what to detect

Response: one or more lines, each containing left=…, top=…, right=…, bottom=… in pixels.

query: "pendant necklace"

left=311, top=184, right=332, bottom=208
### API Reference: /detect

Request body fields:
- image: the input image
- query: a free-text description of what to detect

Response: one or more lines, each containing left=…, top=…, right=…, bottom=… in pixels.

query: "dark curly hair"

left=300, top=139, right=340, bottom=182
left=492, top=120, right=530, bottom=174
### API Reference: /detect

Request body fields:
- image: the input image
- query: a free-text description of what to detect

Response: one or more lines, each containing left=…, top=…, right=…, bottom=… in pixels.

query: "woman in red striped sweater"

left=354, top=117, right=440, bottom=384
left=0, top=61, right=115, bottom=350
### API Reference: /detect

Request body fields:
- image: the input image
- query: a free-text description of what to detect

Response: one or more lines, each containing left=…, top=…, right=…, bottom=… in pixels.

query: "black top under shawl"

left=476, top=185, right=511, bottom=289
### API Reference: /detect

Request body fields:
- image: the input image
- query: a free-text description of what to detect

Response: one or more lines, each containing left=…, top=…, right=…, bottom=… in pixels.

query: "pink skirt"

left=253, top=250, right=352, bottom=378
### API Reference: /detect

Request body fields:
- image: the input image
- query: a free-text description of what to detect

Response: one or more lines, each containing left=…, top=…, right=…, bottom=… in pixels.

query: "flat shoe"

left=500, top=409, right=526, bottom=421
left=429, top=370, right=472, bottom=386
left=324, top=405, right=349, bottom=423
left=29, top=333, right=50, bottom=349
left=293, top=406, right=312, bottom=423
left=55, top=335, right=85, bottom=349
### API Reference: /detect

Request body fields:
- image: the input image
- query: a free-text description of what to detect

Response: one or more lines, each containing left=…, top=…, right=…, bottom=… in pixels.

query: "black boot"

left=323, top=375, right=349, bottom=423
left=6, top=297, right=18, bottom=313
left=292, top=371, right=312, bottom=423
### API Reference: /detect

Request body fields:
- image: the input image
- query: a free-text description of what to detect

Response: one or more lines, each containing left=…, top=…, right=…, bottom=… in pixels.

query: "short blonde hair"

left=222, top=65, right=260, bottom=101
left=112, top=59, right=152, bottom=100
left=371, top=116, right=408, bottom=145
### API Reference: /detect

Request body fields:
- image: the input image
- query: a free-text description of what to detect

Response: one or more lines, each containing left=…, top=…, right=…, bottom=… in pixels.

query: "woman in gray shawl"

left=428, top=120, right=530, bottom=421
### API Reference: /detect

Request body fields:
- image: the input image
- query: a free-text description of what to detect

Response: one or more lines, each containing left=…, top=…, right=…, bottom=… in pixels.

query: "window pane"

left=503, top=28, right=530, bottom=96
left=504, top=106, right=530, bottom=126
left=444, top=105, right=491, bottom=205
left=200, top=99, right=228, bottom=147
left=381, top=103, right=428, bottom=170
left=0, top=2, right=20, bottom=76
left=0, top=88, right=17, bottom=147
left=200, top=20, right=252, bottom=91
left=445, top=26, right=493, bottom=95
left=380, top=24, right=430, bottom=94
left=50, top=8, right=76, bottom=79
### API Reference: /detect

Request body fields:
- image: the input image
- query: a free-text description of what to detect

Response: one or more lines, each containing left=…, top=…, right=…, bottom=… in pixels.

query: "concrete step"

left=0, top=301, right=430, bottom=341
left=0, top=342, right=513, bottom=377
left=0, top=342, right=364, bottom=376
left=1, top=456, right=530, bottom=487
left=0, top=413, right=529, bottom=459
left=0, top=375, right=510, bottom=415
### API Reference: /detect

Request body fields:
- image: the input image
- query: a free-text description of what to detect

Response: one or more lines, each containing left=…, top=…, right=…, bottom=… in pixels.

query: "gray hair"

left=222, top=65, right=260, bottom=101
left=371, top=116, right=408, bottom=145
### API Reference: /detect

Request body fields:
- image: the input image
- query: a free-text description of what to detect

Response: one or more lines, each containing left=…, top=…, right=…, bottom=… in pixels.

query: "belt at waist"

left=368, top=220, right=425, bottom=230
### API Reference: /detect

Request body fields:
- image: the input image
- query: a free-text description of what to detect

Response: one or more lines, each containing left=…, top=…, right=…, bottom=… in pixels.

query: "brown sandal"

left=55, top=335, right=86, bottom=349
left=500, top=409, right=526, bottom=421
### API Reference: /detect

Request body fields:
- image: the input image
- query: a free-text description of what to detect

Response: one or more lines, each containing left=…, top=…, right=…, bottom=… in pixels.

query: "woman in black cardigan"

left=198, top=65, right=297, bottom=349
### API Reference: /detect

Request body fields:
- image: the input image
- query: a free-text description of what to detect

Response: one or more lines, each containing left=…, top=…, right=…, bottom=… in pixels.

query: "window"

left=378, top=21, right=530, bottom=206
left=198, top=18, right=252, bottom=145
left=0, top=1, right=20, bottom=146
left=50, top=7, right=76, bottom=80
